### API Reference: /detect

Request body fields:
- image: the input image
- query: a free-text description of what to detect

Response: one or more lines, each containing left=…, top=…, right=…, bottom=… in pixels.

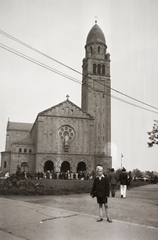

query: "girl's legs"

left=97, top=201, right=112, bottom=223
left=98, top=203, right=103, bottom=220
left=104, top=203, right=112, bottom=223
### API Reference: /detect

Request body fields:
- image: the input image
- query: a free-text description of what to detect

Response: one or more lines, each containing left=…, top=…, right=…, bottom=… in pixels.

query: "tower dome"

left=86, top=22, right=106, bottom=45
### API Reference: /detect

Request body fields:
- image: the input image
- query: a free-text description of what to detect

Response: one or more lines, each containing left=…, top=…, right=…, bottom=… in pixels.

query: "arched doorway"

left=44, top=161, right=54, bottom=172
left=77, top=161, right=86, bottom=172
left=61, top=161, right=70, bottom=172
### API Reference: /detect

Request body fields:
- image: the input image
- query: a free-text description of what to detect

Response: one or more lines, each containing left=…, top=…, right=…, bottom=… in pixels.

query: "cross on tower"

left=95, top=16, right=98, bottom=24
left=66, top=94, right=70, bottom=100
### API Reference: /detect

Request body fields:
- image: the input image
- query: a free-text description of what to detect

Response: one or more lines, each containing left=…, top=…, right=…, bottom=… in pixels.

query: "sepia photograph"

left=0, top=0, right=158, bottom=239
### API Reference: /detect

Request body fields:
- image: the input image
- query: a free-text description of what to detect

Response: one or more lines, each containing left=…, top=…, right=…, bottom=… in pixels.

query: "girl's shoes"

left=97, top=218, right=103, bottom=222
left=97, top=218, right=112, bottom=223
left=107, top=218, right=112, bottom=223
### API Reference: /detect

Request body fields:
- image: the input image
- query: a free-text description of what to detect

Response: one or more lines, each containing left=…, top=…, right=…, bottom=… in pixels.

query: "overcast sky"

left=0, top=0, right=158, bottom=172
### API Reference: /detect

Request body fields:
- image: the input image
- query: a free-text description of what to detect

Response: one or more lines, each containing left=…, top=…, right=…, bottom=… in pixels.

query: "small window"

left=90, top=46, right=92, bottom=52
left=71, top=109, right=73, bottom=115
left=24, top=149, right=27, bottom=153
left=4, top=161, right=7, bottom=168
left=66, top=107, right=69, bottom=115
left=98, top=46, right=100, bottom=53
left=102, top=65, right=105, bottom=75
left=62, top=109, right=64, bottom=115
left=98, top=64, right=101, bottom=74
left=19, top=148, right=22, bottom=153
left=29, top=149, right=32, bottom=153
left=93, top=64, right=96, bottom=74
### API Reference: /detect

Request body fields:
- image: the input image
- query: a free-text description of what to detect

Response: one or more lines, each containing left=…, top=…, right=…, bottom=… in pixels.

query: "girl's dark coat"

left=91, top=176, right=110, bottom=198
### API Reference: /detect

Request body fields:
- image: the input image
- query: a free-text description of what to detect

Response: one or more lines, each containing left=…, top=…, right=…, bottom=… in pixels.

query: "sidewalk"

left=0, top=196, right=158, bottom=240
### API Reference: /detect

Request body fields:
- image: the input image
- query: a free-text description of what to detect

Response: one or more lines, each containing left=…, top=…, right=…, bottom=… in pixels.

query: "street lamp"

left=121, top=154, right=123, bottom=169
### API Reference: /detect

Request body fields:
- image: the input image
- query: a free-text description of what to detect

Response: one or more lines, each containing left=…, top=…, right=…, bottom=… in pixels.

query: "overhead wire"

left=0, top=29, right=158, bottom=111
left=0, top=42, right=158, bottom=115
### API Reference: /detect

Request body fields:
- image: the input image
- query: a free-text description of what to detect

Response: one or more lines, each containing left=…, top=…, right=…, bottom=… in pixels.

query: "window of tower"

left=93, top=64, right=96, bottom=74
left=90, top=46, right=92, bottom=52
left=98, top=64, right=101, bottom=74
left=4, top=161, right=7, bottom=168
left=102, top=65, right=105, bottom=75
left=98, top=46, right=100, bottom=53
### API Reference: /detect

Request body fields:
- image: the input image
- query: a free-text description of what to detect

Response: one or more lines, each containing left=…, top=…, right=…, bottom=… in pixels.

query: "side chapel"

left=1, top=22, right=112, bottom=175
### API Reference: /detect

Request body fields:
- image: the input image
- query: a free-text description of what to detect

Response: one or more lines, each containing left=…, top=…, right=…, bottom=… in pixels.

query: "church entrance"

left=44, top=161, right=54, bottom=172
left=77, top=161, right=86, bottom=172
left=61, top=161, right=70, bottom=172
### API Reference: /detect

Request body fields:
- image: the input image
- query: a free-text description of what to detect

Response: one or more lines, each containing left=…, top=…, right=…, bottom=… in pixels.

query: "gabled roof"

left=38, top=99, right=94, bottom=119
left=7, top=121, right=33, bottom=131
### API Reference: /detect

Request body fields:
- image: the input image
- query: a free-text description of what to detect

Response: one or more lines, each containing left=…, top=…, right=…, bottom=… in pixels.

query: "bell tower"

left=81, top=22, right=112, bottom=169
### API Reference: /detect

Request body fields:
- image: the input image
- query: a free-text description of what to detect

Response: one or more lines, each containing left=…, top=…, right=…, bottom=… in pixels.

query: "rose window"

left=58, top=125, right=75, bottom=142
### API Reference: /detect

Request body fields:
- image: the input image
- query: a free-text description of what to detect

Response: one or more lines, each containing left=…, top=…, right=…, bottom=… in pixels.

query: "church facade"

left=1, top=22, right=112, bottom=175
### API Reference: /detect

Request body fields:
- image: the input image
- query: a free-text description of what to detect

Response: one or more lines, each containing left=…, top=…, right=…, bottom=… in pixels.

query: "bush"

left=0, top=177, right=150, bottom=196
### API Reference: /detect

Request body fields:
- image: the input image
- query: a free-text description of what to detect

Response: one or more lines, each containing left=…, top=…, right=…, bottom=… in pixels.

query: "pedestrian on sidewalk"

left=108, top=168, right=118, bottom=197
left=90, top=165, right=112, bottom=223
left=127, top=171, right=132, bottom=189
left=119, top=167, right=128, bottom=199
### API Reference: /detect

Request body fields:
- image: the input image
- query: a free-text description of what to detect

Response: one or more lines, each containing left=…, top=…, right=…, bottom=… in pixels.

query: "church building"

left=1, top=22, right=112, bottom=175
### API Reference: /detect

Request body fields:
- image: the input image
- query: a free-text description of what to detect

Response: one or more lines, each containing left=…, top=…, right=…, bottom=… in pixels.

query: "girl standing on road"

left=90, top=165, right=112, bottom=223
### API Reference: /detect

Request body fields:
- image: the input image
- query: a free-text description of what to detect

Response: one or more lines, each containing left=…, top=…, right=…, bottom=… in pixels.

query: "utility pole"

left=121, top=154, right=123, bottom=169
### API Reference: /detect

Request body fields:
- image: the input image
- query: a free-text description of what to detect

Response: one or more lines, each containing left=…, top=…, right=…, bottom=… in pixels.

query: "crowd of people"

left=35, top=170, right=95, bottom=180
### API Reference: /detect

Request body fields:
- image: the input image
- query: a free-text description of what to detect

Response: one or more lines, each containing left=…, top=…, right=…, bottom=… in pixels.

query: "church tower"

left=82, top=22, right=112, bottom=169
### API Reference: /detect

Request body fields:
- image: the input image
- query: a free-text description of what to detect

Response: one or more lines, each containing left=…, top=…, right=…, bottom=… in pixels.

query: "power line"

left=0, top=30, right=81, bottom=76
left=1, top=29, right=158, bottom=111
left=1, top=42, right=158, bottom=115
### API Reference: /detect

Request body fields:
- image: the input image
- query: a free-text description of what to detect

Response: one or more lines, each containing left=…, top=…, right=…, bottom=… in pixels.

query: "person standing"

left=108, top=168, right=118, bottom=197
left=90, top=165, right=112, bottom=223
left=127, top=171, right=132, bottom=189
left=119, top=167, right=128, bottom=199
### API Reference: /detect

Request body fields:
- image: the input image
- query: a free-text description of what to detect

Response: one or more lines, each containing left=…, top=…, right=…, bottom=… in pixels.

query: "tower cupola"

left=86, top=21, right=106, bottom=45
left=85, top=22, right=107, bottom=59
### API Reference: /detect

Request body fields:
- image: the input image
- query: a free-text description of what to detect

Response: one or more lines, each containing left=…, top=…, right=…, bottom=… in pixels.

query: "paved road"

left=0, top=184, right=158, bottom=239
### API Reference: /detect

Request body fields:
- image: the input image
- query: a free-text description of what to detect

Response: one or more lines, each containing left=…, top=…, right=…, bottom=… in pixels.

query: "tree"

left=132, top=169, right=142, bottom=178
left=147, top=120, right=158, bottom=147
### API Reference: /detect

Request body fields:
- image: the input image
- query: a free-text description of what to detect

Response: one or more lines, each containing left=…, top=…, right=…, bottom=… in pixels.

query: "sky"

left=0, top=0, right=158, bottom=172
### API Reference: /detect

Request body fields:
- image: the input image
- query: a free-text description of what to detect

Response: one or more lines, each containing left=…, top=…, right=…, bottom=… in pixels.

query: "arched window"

left=19, top=148, right=22, bottom=153
left=93, top=64, right=96, bottom=74
left=29, top=149, right=32, bottom=153
left=102, top=65, right=105, bottom=75
left=98, top=46, right=100, bottom=53
left=24, top=149, right=27, bottom=153
left=98, top=64, right=101, bottom=74
left=4, top=161, right=7, bottom=168
left=90, top=46, right=92, bottom=52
